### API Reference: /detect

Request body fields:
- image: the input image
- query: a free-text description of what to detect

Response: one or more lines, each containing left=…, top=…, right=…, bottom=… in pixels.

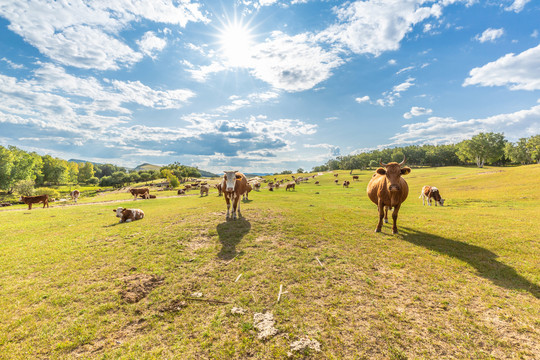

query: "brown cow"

left=70, top=190, right=80, bottom=203
left=200, top=184, right=209, bottom=196
left=367, top=158, right=411, bottom=234
left=352, top=175, right=359, bottom=181
left=222, top=171, right=249, bottom=220
left=419, top=186, right=445, bottom=206
left=334, top=173, right=338, bottom=177
left=130, top=188, right=149, bottom=200
left=113, top=207, right=144, bottom=223
left=243, top=183, right=252, bottom=201
left=184, top=184, right=192, bottom=191
left=315, top=181, right=319, bottom=185
left=343, top=180, right=350, bottom=188
left=215, top=183, right=223, bottom=196
left=334, top=179, right=339, bottom=184
left=274, top=182, right=280, bottom=190
left=252, top=182, right=261, bottom=191
left=19, top=195, right=49, bottom=210
left=286, top=182, right=295, bottom=191
left=177, top=189, right=185, bottom=195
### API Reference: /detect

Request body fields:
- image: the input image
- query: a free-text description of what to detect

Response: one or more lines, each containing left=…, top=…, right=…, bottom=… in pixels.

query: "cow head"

left=223, top=170, right=240, bottom=193
left=377, top=157, right=411, bottom=192
left=114, top=207, right=126, bottom=217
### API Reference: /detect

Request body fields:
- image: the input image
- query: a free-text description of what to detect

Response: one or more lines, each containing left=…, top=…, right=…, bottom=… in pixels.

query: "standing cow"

left=243, top=183, right=252, bottom=201
left=419, top=186, right=445, bottom=206
left=130, top=188, right=149, bottom=200
left=200, top=185, right=209, bottom=196
left=19, top=195, right=49, bottom=210
left=70, top=190, right=80, bottom=203
left=222, top=171, right=249, bottom=220
left=367, top=158, right=411, bottom=234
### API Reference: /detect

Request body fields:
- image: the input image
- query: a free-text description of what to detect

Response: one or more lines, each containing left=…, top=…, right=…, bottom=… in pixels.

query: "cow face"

left=439, top=198, right=445, bottom=206
left=376, top=163, right=411, bottom=192
left=114, top=207, right=126, bottom=217
left=223, top=170, right=239, bottom=193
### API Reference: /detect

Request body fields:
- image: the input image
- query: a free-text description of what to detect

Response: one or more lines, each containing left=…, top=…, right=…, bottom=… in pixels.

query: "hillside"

left=1, top=165, right=538, bottom=358
left=133, top=163, right=161, bottom=171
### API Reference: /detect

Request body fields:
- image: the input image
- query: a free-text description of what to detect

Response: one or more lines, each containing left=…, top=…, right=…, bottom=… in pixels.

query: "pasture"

left=0, top=166, right=538, bottom=359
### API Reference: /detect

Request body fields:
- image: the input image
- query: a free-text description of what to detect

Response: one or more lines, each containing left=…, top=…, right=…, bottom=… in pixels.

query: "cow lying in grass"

left=20, top=195, right=49, bottom=210
left=114, top=207, right=144, bottom=223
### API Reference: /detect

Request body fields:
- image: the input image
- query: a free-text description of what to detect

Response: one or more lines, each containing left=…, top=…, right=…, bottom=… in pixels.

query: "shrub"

left=88, top=177, right=99, bottom=185
left=14, top=179, right=35, bottom=196
left=33, top=187, right=60, bottom=200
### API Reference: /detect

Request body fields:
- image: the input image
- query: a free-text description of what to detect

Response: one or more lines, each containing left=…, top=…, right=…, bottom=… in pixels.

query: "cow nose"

left=227, top=187, right=233, bottom=192
left=389, top=185, right=400, bottom=191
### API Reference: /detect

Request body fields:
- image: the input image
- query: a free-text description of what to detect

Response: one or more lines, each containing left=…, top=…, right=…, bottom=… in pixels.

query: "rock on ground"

left=253, top=312, right=278, bottom=340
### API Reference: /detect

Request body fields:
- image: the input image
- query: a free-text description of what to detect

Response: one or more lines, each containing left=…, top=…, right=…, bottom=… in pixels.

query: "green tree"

left=369, top=160, right=379, bottom=168
left=504, top=138, right=530, bottom=164
left=8, top=146, right=40, bottom=193
left=139, top=172, right=151, bottom=183
left=88, top=177, right=99, bottom=185
left=42, top=155, right=68, bottom=184
left=67, top=162, right=79, bottom=184
left=297, top=168, right=304, bottom=173
left=526, top=135, right=540, bottom=163
left=457, top=132, right=506, bottom=167
left=0, top=146, right=14, bottom=191
left=78, top=162, right=95, bottom=183
left=14, top=179, right=35, bottom=196
left=169, top=175, right=180, bottom=188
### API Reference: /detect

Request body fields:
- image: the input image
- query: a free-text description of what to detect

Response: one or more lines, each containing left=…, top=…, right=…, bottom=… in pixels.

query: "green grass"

left=0, top=166, right=539, bottom=359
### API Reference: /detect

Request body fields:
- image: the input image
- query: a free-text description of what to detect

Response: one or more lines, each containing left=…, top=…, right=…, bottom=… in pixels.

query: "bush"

left=88, top=177, right=99, bottom=185
left=34, top=187, right=60, bottom=200
left=169, top=175, right=180, bottom=188
left=14, top=179, right=35, bottom=196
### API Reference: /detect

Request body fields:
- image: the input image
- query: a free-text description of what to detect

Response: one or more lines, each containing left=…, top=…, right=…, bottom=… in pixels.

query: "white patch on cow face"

left=115, top=207, right=124, bottom=218
left=223, top=171, right=237, bottom=192
left=440, top=199, right=445, bottom=206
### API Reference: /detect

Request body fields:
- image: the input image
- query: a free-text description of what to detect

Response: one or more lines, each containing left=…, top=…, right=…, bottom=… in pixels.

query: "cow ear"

left=376, top=167, right=386, bottom=175
left=401, top=167, right=411, bottom=175
left=235, top=174, right=242, bottom=180
left=112, top=209, right=116, bottom=212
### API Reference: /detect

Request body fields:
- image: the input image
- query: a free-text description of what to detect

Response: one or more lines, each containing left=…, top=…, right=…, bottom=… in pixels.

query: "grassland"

left=0, top=166, right=538, bottom=359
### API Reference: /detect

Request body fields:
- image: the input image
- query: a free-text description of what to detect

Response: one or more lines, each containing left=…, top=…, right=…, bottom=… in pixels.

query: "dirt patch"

left=159, top=299, right=188, bottom=313
left=477, top=170, right=503, bottom=175
left=119, top=274, right=165, bottom=303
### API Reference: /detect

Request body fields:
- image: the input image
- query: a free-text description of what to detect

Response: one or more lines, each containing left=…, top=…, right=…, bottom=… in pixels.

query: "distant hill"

left=134, top=163, right=161, bottom=171
left=68, top=159, right=102, bottom=165
left=199, top=169, right=218, bottom=178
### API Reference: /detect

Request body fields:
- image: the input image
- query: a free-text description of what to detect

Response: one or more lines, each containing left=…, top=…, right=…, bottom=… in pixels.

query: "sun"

left=218, top=21, right=254, bottom=67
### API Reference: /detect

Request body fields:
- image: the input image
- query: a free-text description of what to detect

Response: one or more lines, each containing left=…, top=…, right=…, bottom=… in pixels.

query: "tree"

left=0, top=146, right=14, bottom=191
left=78, top=162, right=95, bottom=183
left=139, top=172, right=151, bottom=183
left=297, top=168, right=304, bottom=173
left=14, top=179, right=35, bottom=196
left=526, top=135, right=540, bottom=163
left=41, top=155, right=68, bottom=184
left=457, top=132, right=505, bottom=167
left=169, top=175, right=180, bottom=188
left=369, top=160, right=379, bottom=168
left=504, top=139, right=530, bottom=164
left=9, top=146, right=39, bottom=192
left=67, top=161, right=79, bottom=184
left=88, top=177, right=99, bottom=185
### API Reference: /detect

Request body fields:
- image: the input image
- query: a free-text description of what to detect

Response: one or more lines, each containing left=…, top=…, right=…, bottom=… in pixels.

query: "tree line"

left=312, top=133, right=540, bottom=172
left=0, top=145, right=201, bottom=194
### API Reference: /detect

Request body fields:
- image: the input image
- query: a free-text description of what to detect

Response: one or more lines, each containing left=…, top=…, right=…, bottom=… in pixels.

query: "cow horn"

left=379, top=159, right=387, bottom=167
left=399, top=156, right=406, bottom=166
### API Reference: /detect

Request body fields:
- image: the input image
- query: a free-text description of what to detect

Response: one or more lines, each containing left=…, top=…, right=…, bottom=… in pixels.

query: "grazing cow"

left=19, top=195, right=49, bottom=210
left=419, top=186, right=445, bottom=206
left=315, top=181, right=320, bottom=185
left=70, top=190, right=80, bottom=203
left=352, top=175, right=359, bottom=181
left=334, top=179, right=339, bottom=184
left=252, top=182, right=261, bottom=191
left=200, top=184, right=209, bottom=196
left=113, top=207, right=144, bottom=223
left=222, top=171, right=249, bottom=220
left=274, top=182, right=280, bottom=190
left=334, top=173, right=339, bottom=177
left=191, top=183, right=200, bottom=188
left=286, top=182, right=295, bottom=191
left=367, top=158, right=411, bottom=234
left=343, top=180, right=350, bottom=188
left=243, top=183, right=252, bottom=201
left=215, top=183, right=223, bottom=196
left=184, top=184, right=192, bottom=191
left=130, top=188, right=149, bottom=200
left=177, top=189, right=185, bottom=195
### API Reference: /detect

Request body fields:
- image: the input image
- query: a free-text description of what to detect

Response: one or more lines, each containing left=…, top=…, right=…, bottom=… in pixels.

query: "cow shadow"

left=400, top=227, right=540, bottom=299
left=216, top=218, right=251, bottom=260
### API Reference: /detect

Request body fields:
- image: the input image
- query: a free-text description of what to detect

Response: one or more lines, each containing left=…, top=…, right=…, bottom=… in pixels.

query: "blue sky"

left=0, top=0, right=539, bottom=172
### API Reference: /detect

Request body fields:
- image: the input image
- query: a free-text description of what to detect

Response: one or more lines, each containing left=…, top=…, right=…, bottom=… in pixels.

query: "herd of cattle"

left=16, top=157, right=445, bottom=233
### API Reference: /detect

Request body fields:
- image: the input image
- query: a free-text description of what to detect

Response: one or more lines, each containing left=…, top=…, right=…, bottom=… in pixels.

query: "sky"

left=0, top=0, right=539, bottom=173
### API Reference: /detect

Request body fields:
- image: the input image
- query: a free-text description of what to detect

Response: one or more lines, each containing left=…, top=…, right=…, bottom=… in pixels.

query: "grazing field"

left=0, top=166, right=539, bottom=359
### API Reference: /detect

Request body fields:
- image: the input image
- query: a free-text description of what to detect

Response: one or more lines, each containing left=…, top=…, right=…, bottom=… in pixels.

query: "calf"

left=130, top=188, right=149, bottom=200
left=334, top=179, right=339, bottom=184
left=19, top=195, right=49, bottom=210
left=334, top=173, right=339, bottom=177
left=113, top=207, right=144, bottom=223
left=177, top=189, right=185, bottom=195
left=419, top=186, right=445, bottom=206
left=70, top=190, right=80, bottom=203
left=222, top=171, right=249, bottom=220
left=200, top=184, right=209, bottom=196
left=215, top=183, right=223, bottom=196
left=352, top=175, right=359, bottom=181
left=343, top=180, right=350, bottom=188
left=286, top=182, right=295, bottom=191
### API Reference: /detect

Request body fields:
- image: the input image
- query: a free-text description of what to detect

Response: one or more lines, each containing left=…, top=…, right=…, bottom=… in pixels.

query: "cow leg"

left=376, top=200, right=384, bottom=232
left=421, top=194, right=425, bottom=205
left=392, top=204, right=401, bottom=234
left=225, top=195, right=231, bottom=219
left=384, top=206, right=389, bottom=223
left=28, top=203, right=32, bottom=210
left=234, top=196, right=241, bottom=219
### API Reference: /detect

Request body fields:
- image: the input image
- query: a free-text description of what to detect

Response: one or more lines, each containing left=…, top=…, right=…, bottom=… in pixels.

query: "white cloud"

left=317, top=0, right=442, bottom=56
left=0, top=0, right=207, bottom=70
left=396, top=66, right=414, bottom=75
left=305, top=143, right=341, bottom=156
left=377, top=77, right=415, bottom=106
left=137, top=31, right=167, bottom=59
left=112, top=80, right=195, bottom=109
left=390, top=104, right=540, bottom=145
left=531, top=30, right=538, bottom=38
left=355, top=95, right=370, bottom=103
left=475, top=28, right=504, bottom=43
left=504, top=0, right=531, bottom=13
left=388, top=59, right=397, bottom=65
left=403, top=106, right=433, bottom=119
left=463, top=44, right=540, bottom=90
left=1, top=57, right=25, bottom=69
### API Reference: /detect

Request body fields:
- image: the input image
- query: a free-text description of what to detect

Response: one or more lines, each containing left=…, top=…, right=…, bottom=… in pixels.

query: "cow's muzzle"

left=389, top=185, right=401, bottom=192
left=226, top=187, right=234, bottom=192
